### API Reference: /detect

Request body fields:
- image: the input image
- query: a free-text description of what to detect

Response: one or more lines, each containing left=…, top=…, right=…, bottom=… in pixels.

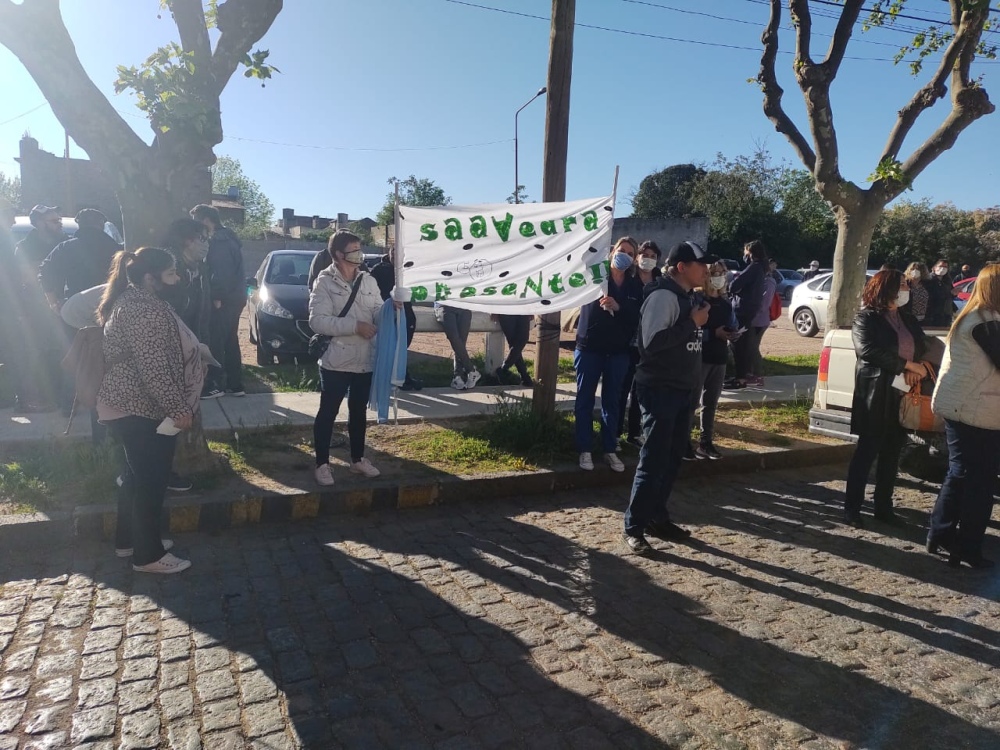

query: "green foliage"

left=507, top=185, right=530, bottom=204
left=867, top=157, right=912, bottom=190
left=630, top=164, right=705, bottom=219
left=376, top=175, right=451, bottom=226
left=211, top=155, right=275, bottom=238
left=869, top=199, right=981, bottom=266
left=114, top=43, right=213, bottom=134
left=0, top=171, right=19, bottom=209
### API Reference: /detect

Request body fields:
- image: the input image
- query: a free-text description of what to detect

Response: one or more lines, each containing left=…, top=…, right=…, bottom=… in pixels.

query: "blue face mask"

left=612, top=252, right=634, bottom=271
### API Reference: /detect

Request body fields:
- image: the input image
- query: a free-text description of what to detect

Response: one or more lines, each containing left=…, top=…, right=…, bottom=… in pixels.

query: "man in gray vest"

left=622, top=241, right=714, bottom=555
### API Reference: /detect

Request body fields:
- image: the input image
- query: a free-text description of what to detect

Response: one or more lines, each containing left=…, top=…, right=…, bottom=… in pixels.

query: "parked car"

left=721, top=258, right=742, bottom=283
left=953, top=276, right=976, bottom=301
left=788, top=271, right=874, bottom=337
left=246, top=249, right=316, bottom=365
left=774, top=268, right=804, bottom=301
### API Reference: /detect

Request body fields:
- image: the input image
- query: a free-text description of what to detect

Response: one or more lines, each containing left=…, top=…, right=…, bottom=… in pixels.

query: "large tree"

left=375, top=175, right=451, bottom=226
left=211, top=155, right=275, bottom=238
left=0, top=0, right=282, bottom=249
left=630, top=163, right=705, bottom=219
left=758, top=0, right=995, bottom=328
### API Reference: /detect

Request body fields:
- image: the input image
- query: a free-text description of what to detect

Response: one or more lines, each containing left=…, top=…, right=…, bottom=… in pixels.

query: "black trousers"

left=314, top=368, right=373, bottom=465
left=108, top=416, right=177, bottom=565
left=844, top=413, right=905, bottom=518
left=210, top=300, right=244, bottom=390
left=732, top=317, right=760, bottom=380
left=498, top=315, right=531, bottom=375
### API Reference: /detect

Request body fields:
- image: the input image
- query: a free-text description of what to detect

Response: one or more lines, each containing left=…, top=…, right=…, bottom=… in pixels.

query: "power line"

left=621, top=0, right=904, bottom=47
left=0, top=102, right=48, bottom=127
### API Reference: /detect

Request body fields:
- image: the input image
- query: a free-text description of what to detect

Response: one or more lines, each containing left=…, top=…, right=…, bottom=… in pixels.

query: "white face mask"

left=709, top=275, right=727, bottom=290
left=895, top=290, right=910, bottom=308
left=637, top=257, right=658, bottom=272
left=907, top=271, right=921, bottom=280
left=934, top=266, right=949, bottom=277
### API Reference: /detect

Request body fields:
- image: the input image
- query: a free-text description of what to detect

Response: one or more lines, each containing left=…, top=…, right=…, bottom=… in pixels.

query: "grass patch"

left=760, top=354, right=820, bottom=376
left=0, top=440, right=121, bottom=513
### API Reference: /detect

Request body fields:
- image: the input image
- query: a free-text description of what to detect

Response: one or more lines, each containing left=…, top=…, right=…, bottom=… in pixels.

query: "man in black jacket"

left=39, top=209, right=121, bottom=309
left=621, top=241, right=713, bottom=555
left=11, top=205, right=69, bottom=411
left=728, top=239, right=769, bottom=387
left=191, top=204, right=245, bottom=397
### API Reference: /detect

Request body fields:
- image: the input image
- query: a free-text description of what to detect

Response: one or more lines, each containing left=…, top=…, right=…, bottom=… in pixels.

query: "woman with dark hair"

left=310, top=230, right=384, bottom=485
left=927, top=264, right=1000, bottom=568
left=97, top=247, right=205, bottom=573
left=844, top=269, right=930, bottom=528
left=618, top=240, right=662, bottom=445
left=727, top=239, right=769, bottom=389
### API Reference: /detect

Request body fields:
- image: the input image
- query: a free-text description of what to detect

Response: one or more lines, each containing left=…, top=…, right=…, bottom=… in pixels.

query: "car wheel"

left=256, top=341, right=274, bottom=366
left=793, top=307, right=819, bottom=337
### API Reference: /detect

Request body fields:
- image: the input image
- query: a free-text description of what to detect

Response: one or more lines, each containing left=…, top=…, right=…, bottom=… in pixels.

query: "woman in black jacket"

left=844, top=269, right=930, bottom=527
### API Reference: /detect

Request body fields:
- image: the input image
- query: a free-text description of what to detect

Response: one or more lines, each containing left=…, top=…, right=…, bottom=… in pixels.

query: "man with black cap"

left=10, top=205, right=68, bottom=411
left=39, top=209, right=122, bottom=311
left=621, top=240, right=714, bottom=555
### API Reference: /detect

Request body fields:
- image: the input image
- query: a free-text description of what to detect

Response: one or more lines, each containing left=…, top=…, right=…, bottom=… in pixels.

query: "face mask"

left=155, top=280, right=186, bottom=309
left=934, top=267, right=948, bottom=277
left=611, top=252, right=634, bottom=271
left=907, top=271, right=921, bottom=281
left=709, top=275, right=726, bottom=290
left=895, top=290, right=910, bottom=308
left=637, top=257, right=657, bottom=272
left=342, top=250, right=363, bottom=266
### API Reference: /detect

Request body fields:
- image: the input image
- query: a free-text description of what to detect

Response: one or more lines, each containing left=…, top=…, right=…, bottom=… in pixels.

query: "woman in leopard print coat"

left=97, top=247, right=204, bottom=575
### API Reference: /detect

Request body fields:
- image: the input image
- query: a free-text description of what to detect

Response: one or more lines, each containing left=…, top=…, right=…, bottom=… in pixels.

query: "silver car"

left=788, top=271, right=874, bottom=337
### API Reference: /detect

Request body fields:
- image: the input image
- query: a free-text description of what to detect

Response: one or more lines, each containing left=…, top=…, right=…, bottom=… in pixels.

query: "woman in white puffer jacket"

left=309, top=231, right=384, bottom=486
left=927, top=264, right=1000, bottom=569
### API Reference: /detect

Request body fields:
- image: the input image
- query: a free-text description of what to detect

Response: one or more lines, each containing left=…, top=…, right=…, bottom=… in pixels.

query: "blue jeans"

left=623, top=383, right=693, bottom=536
left=574, top=349, right=630, bottom=453
left=928, top=419, right=1000, bottom=560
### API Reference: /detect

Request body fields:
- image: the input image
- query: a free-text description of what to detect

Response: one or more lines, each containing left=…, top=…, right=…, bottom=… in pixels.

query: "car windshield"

left=265, top=254, right=312, bottom=285
left=780, top=270, right=803, bottom=280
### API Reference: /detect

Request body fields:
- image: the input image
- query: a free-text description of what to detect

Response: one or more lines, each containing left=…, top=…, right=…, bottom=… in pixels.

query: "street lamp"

left=514, top=87, right=547, bottom=204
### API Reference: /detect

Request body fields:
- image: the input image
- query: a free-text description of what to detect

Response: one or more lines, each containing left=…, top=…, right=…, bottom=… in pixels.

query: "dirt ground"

left=238, top=301, right=822, bottom=371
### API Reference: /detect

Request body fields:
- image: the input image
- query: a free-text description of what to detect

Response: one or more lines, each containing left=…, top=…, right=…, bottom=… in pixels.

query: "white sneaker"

left=579, top=452, right=594, bottom=471
left=464, top=369, right=481, bottom=389
left=350, top=457, right=381, bottom=478
left=132, top=552, right=191, bottom=574
left=116, top=540, right=174, bottom=558
left=604, top=453, right=625, bottom=472
left=314, top=463, right=335, bottom=486
left=450, top=374, right=466, bottom=390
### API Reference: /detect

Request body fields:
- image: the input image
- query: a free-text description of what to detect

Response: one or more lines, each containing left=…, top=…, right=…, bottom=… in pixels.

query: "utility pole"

left=532, top=0, right=575, bottom=418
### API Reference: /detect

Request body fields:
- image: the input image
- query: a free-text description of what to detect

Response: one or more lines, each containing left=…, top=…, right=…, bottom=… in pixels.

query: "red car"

left=953, top=277, right=976, bottom=301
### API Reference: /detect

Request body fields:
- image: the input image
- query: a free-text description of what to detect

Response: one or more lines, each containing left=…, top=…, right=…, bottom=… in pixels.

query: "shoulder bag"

left=899, top=361, right=945, bottom=432
left=308, top=272, right=365, bottom=360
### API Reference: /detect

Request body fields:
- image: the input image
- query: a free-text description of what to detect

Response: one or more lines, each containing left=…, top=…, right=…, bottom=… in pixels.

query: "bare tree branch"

left=790, top=0, right=812, bottom=63
left=170, top=0, right=212, bottom=70
left=759, top=0, right=816, bottom=174
left=0, top=0, right=149, bottom=175
left=210, top=0, right=283, bottom=96
left=821, top=0, right=864, bottom=76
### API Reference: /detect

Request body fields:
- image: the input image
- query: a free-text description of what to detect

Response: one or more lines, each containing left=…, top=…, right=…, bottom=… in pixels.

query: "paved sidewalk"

left=0, top=375, right=817, bottom=443
left=0, top=465, right=997, bottom=748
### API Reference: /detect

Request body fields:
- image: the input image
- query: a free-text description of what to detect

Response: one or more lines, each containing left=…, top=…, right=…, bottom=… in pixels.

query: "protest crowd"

left=1, top=200, right=998, bottom=576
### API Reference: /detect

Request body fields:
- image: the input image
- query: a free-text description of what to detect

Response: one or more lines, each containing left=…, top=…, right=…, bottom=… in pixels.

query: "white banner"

left=397, top=195, right=615, bottom=314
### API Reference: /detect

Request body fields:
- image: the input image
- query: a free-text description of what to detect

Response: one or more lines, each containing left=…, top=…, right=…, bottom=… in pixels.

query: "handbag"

left=308, top=272, right=365, bottom=359
left=899, top=361, right=945, bottom=432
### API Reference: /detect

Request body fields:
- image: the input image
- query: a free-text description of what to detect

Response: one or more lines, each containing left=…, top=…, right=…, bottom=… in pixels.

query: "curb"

left=0, top=442, right=854, bottom=549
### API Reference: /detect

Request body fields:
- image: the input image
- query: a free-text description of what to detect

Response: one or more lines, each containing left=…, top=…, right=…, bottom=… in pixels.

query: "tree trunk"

left=826, top=200, right=883, bottom=329
left=173, top=410, right=220, bottom=475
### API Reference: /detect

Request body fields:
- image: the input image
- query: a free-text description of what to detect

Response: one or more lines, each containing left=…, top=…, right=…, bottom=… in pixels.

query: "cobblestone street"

left=1, top=465, right=998, bottom=749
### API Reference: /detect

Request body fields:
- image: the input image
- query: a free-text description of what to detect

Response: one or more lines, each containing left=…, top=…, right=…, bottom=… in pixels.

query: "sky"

left=1, top=0, right=997, bottom=223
